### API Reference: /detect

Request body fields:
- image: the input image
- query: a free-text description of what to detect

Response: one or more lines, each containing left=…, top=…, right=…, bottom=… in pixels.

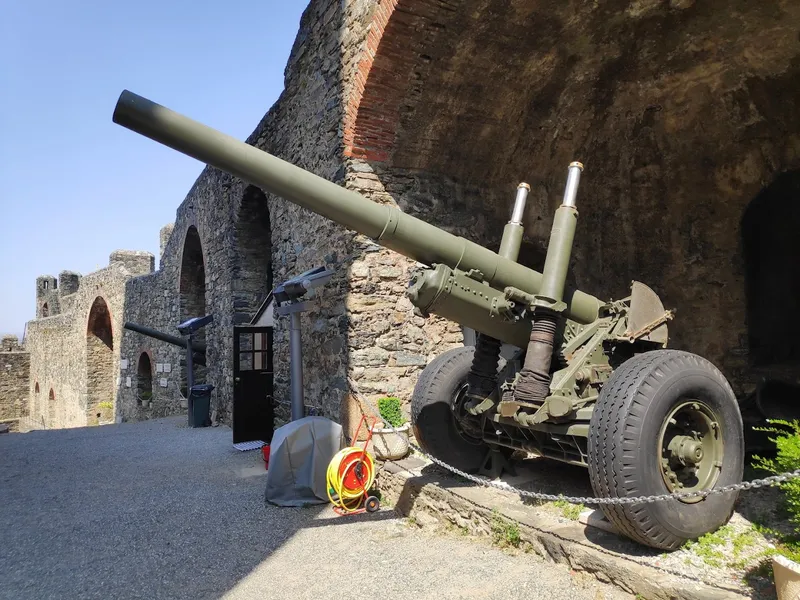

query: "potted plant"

left=370, top=396, right=410, bottom=460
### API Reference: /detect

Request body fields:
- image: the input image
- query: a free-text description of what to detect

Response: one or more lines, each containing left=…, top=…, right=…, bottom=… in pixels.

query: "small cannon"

left=123, top=321, right=207, bottom=367
left=112, top=90, right=744, bottom=550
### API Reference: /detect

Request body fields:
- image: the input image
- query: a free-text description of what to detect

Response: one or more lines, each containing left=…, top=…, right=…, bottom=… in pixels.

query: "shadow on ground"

left=0, top=417, right=330, bottom=599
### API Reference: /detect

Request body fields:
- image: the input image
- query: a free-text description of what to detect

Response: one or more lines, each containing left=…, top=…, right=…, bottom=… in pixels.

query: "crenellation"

left=58, top=271, right=81, bottom=296
left=159, top=224, right=175, bottom=262
left=1, top=335, right=23, bottom=353
left=109, top=250, right=155, bottom=276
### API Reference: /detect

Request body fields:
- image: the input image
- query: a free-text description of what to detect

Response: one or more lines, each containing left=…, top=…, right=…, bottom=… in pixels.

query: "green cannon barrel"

left=112, top=90, right=603, bottom=324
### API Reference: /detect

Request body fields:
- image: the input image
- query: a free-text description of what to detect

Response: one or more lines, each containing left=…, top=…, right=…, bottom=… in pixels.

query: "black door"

left=233, top=326, right=274, bottom=444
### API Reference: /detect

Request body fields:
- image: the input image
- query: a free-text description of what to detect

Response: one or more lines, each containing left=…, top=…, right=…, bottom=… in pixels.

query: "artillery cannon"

left=112, top=90, right=744, bottom=550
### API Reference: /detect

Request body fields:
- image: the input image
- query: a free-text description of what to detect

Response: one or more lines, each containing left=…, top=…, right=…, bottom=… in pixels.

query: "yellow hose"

left=326, top=446, right=376, bottom=512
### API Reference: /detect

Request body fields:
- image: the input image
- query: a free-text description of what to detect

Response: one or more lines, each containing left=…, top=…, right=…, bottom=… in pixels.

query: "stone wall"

left=341, top=0, right=800, bottom=400
left=113, top=0, right=604, bottom=427
left=0, top=336, right=30, bottom=433
left=25, top=0, right=799, bottom=434
left=117, top=262, right=185, bottom=422
left=117, top=0, right=381, bottom=425
left=340, top=159, right=532, bottom=409
left=24, top=251, right=153, bottom=429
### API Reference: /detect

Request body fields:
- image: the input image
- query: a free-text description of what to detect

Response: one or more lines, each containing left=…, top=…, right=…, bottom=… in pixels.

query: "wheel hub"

left=452, top=383, right=485, bottom=443
left=668, top=435, right=704, bottom=466
left=658, top=400, right=723, bottom=503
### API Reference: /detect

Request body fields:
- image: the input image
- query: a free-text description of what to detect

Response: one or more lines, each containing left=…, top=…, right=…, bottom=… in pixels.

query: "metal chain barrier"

left=407, top=440, right=800, bottom=506
left=348, top=382, right=800, bottom=507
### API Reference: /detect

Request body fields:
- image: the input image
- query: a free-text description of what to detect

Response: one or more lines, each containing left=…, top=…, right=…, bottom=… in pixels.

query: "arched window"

left=137, top=353, right=153, bottom=405
left=48, top=388, right=56, bottom=426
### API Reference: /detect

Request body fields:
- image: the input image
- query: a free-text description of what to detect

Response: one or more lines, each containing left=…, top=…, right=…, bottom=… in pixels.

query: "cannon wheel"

left=587, top=349, right=745, bottom=550
left=411, top=346, right=491, bottom=473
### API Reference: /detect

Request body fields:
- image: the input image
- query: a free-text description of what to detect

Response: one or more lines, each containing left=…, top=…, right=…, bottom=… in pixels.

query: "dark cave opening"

left=742, top=169, right=800, bottom=371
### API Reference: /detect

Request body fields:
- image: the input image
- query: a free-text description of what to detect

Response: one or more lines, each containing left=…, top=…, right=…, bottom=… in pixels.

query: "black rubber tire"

left=587, top=349, right=744, bottom=550
left=365, top=496, right=380, bottom=513
left=411, top=346, right=490, bottom=473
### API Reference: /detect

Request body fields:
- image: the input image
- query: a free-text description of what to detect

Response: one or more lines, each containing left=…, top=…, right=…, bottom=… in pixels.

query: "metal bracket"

left=276, top=301, right=316, bottom=316
left=622, top=309, right=675, bottom=342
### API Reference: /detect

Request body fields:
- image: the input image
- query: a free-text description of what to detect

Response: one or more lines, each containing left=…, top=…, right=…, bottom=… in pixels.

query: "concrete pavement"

left=0, top=417, right=630, bottom=600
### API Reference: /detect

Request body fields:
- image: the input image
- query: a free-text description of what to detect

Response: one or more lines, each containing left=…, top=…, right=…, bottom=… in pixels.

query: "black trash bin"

left=189, top=384, right=214, bottom=428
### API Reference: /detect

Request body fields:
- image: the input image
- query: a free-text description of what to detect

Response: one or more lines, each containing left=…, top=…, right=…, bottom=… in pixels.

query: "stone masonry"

left=21, top=251, right=154, bottom=430
left=4, top=0, right=800, bottom=432
left=0, top=336, right=30, bottom=433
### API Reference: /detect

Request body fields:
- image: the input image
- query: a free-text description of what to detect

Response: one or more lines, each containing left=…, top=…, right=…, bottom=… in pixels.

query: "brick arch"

left=343, top=0, right=450, bottom=163
left=345, top=0, right=800, bottom=399
left=347, top=1, right=800, bottom=180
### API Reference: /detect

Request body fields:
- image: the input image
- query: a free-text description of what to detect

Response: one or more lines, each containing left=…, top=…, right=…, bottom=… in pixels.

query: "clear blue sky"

left=0, top=0, right=310, bottom=339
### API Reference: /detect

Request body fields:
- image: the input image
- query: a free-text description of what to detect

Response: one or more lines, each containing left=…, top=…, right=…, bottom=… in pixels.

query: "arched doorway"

left=742, top=170, right=800, bottom=373
left=179, top=226, right=207, bottom=394
left=86, top=296, right=114, bottom=425
left=137, top=352, right=153, bottom=406
left=231, top=186, right=274, bottom=443
left=233, top=186, right=272, bottom=323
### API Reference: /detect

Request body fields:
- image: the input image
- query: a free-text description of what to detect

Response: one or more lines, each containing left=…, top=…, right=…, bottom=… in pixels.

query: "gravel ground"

left=486, top=452, right=781, bottom=596
left=0, top=417, right=631, bottom=600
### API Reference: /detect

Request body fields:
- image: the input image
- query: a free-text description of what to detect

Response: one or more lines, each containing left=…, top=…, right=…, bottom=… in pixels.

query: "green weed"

left=551, top=499, right=584, bottom=520
left=490, top=509, right=521, bottom=549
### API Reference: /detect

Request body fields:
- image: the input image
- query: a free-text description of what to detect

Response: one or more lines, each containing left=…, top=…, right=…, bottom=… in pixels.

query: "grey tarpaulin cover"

left=264, top=416, right=344, bottom=507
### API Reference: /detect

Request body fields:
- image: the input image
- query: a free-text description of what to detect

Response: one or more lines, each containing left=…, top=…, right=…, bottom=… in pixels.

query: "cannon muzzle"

left=112, top=90, right=602, bottom=325
left=124, top=322, right=207, bottom=366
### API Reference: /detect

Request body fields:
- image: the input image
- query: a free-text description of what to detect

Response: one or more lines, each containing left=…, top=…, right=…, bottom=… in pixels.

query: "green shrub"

left=378, top=396, right=405, bottom=428
left=752, top=419, right=800, bottom=534
left=98, top=401, right=114, bottom=410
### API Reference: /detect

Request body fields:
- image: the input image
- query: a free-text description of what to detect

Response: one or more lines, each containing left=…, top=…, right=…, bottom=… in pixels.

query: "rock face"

left=10, top=0, right=800, bottom=431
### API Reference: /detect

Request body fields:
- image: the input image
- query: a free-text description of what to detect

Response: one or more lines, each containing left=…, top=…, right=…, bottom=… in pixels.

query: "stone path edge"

left=375, top=457, right=750, bottom=600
